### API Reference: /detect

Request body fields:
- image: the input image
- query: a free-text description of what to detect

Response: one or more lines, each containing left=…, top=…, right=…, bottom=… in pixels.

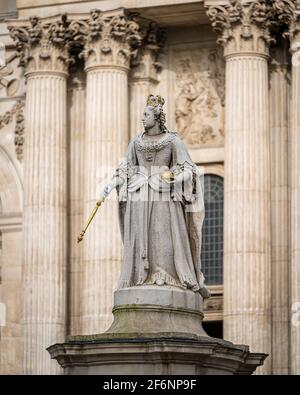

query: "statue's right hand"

left=99, top=185, right=112, bottom=201
left=98, top=175, right=125, bottom=201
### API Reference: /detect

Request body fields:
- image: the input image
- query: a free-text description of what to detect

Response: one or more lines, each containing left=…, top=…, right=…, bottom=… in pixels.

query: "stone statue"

left=99, top=94, right=210, bottom=298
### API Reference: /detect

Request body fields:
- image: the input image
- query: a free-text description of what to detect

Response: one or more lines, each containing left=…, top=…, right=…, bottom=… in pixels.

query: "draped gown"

left=113, top=130, right=209, bottom=297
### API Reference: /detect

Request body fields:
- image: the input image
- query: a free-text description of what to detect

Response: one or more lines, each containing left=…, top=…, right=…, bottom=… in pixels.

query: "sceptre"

left=77, top=198, right=104, bottom=243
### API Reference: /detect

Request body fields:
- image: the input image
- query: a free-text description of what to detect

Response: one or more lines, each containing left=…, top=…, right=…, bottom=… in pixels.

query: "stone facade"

left=0, top=0, right=298, bottom=375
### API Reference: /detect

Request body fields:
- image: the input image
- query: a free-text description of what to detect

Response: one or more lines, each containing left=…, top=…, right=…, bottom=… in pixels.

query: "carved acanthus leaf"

left=7, top=25, right=30, bottom=67
left=8, top=15, right=75, bottom=70
left=28, top=16, right=43, bottom=45
left=67, top=10, right=143, bottom=68
left=206, top=0, right=276, bottom=51
left=143, top=21, right=166, bottom=70
left=8, top=11, right=163, bottom=71
left=130, top=19, right=166, bottom=77
left=274, top=0, right=300, bottom=41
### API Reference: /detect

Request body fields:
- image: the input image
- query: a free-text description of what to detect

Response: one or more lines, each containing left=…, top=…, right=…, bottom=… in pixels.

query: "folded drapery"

left=112, top=131, right=209, bottom=298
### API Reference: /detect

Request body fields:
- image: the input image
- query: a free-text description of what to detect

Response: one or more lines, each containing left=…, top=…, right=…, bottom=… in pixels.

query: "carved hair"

left=146, top=94, right=168, bottom=133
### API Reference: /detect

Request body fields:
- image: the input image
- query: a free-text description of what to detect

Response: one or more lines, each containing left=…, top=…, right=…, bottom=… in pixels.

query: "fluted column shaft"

left=7, top=15, right=71, bottom=374
left=206, top=1, right=274, bottom=374
left=73, top=9, right=142, bottom=335
left=129, top=78, right=152, bottom=139
left=23, top=70, right=67, bottom=374
left=274, top=0, right=300, bottom=374
left=68, top=71, right=86, bottom=336
left=224, top=52, right=271, bottom=374
left=129, top=50, right=159, bottom=139
left=81, top=65, right=128, bottom=334
left=290, top=41, right=300, bottom=375
left=129, top=21, right=165, bottom=139
left=269, top=47, right=290, bottom=375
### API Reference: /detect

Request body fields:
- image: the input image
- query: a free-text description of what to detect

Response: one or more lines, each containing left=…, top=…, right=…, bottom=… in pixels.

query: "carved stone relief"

left=0, top=100, right=24, bottom=161
left=0, top=53, right=24, bottom=98
left=173, top=46, right=225, bottom=148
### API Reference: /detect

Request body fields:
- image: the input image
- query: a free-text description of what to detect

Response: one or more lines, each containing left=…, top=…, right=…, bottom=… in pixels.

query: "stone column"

left=67, top=67, right=86, bottom=336
left=275, top=0, right=300, bottom=375
left=8, top=16, right=70, bottom=374
left=70, top=10, right=142, bottom=334
left=129, top=23, right=165, bottom=139
left=129, top=50, right=158, bottom=139
left=206, top=0, right=274, bottom=374
left=269, top=43, right=290, bottom=375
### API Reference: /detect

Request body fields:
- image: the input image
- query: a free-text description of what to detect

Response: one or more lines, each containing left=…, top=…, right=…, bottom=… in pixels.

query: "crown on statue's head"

left=146, top=94, right=165, bottom=108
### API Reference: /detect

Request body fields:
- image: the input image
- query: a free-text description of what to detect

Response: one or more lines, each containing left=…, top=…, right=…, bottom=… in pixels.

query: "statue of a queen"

left=99, top=94, right=210, bottom=299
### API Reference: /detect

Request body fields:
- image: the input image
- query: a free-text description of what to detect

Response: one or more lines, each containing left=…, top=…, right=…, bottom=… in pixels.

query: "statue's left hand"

left=161, top=170, right=175, bottom=183
left=161, top=169, right=192, bottom=184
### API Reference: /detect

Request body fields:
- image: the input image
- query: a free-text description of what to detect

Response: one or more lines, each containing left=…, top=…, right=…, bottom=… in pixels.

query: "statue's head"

left=142, top=94, right=167, bottom=132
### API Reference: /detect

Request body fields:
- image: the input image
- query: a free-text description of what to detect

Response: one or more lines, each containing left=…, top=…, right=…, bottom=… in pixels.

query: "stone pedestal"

left=47, top=336, right=267, bottom=375
left=48, top=286, right=267, bottom=375
left=106, top=286, right=206, bottom=337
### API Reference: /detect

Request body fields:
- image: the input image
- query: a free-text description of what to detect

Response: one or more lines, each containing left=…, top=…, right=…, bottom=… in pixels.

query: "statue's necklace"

left=136, top=132, right=177, bottom=155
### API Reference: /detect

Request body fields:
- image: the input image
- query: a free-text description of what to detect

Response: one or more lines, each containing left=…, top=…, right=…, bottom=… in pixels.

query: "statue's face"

left=142, top=106, right=156, bottom=130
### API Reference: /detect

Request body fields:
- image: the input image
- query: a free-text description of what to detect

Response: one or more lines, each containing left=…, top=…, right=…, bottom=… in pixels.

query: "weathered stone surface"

left=106, top=286, right=206, bottom=337
left=47, top=335, right=267, bottom=375
left=48, top=284, right=267, bottom=375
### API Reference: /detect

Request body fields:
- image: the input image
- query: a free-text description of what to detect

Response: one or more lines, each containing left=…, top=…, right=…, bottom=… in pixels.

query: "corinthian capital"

left=68, top=9, right=143, bottom=71
left=130, top=20, right=166, bottom=81
left=274, top=0, right=300, bottom=44
left=205, top=0, right=275, bottom=57
left=7, top=14, right=73, bottom=74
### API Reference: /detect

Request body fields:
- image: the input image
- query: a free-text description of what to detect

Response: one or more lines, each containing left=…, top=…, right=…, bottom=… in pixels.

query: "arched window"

left=201, top=174, right=224, bottom=285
